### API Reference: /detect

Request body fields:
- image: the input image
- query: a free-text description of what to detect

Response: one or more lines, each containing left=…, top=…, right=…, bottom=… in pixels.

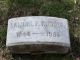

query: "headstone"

left=6, top=16, right=70, bottom=54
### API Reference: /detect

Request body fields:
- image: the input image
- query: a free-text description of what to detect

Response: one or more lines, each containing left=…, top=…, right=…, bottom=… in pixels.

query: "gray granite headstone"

left=6, top=16, right=70, bottom=54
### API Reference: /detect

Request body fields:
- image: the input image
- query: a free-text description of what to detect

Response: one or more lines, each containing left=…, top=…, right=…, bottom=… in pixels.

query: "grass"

left=6, top=0, right=75, bottom=18
left=0, top=26, right=7, bottom=48
left=0, top=0, right=80, bottom=60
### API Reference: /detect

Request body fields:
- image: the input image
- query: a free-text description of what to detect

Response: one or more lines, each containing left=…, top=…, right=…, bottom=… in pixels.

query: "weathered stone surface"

left=6, top=16, right=70, bottom=54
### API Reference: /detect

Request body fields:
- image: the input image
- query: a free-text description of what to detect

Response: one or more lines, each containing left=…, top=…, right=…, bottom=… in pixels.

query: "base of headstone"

left=8, top=43, right=70, bottom=54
